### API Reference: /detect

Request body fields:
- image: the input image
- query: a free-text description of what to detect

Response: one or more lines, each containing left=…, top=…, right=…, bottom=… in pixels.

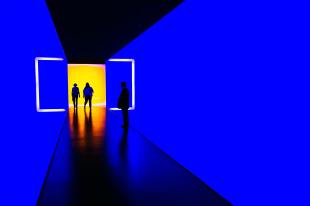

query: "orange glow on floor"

left=69, top=107, right=107, bottom=152
left=68, top=64, right=106, bottom=107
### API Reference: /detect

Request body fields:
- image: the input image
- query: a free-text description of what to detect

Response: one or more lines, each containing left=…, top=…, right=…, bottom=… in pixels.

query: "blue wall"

left=113, top=1, right=310, bottom=205
left=0, top=0, right=67, bottom=205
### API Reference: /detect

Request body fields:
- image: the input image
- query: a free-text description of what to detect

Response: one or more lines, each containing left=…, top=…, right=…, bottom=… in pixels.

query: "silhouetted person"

left=72, top=83, right=80, bottom=109
left=118, top=82, right=130, bottom=128
left=83, top=82, right=94, bottom=109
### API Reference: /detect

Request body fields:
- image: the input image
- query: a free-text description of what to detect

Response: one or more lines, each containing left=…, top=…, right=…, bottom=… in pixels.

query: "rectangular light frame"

left=35, top=57, right=66, bottom=113
left=108, top=58, right=136, bottom=111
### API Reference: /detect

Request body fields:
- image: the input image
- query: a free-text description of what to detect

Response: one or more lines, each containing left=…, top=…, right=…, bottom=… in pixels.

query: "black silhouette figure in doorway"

left=72, top=83, right=80, bottom=109
left=118, top=82, right=130, bottom=128
left=83, top=82, right=94, bottom=109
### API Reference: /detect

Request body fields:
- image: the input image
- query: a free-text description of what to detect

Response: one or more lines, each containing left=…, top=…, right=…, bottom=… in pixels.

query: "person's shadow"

left=119, top=127, right=128, bottom=159
left=84, top=108, right=93, bottom=138
left=72, top=108, right=79, bottom=138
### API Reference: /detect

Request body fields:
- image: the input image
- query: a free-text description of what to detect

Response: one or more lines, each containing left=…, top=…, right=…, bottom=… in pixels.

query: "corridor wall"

left=112, top=1, right=310, bottom=205
left=0, top=0, right=67, bottom=205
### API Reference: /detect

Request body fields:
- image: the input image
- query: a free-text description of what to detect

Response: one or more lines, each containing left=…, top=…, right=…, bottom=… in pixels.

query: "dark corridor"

left=37, top=107, right=231, bottom=206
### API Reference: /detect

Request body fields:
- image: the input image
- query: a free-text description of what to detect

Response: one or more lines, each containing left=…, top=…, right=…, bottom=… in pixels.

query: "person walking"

left=83, top=82, right=94, bottom=109
left=72, top=83, right=80, bottom=109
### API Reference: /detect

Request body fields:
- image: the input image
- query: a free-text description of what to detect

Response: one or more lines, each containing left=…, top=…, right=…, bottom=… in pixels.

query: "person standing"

left=118, top=82, right=130, bottom=128
left=83, top=82, right=94, bottom=109
left=72, top=83, right=80, bottom=109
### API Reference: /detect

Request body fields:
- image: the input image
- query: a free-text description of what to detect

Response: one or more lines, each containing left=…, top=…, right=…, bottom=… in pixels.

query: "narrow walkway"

left=37, top=107, right=231, bottom=206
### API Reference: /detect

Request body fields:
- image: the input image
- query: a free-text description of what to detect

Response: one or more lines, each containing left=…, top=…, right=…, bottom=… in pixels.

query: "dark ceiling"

left=46, top=0, right=183, bottom=64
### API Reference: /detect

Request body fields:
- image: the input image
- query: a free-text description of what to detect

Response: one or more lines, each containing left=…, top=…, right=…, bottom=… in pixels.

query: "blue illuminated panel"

left=111, top=1, right=310, bottom=205
left=0, top=0, right=67, bottom=205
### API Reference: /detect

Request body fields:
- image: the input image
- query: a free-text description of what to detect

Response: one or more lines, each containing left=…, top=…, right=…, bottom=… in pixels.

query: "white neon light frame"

left=108, top=58, right=136, bottom=111
left=35, top=57, right=66, bottom=113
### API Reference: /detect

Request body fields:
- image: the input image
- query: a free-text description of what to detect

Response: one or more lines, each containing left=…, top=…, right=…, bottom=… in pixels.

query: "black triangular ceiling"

left=46, top=0, right=183, bottom=63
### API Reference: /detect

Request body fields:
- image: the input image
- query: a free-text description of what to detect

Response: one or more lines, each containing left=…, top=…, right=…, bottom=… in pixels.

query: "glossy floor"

left=37, top=107, right=231, bottom=206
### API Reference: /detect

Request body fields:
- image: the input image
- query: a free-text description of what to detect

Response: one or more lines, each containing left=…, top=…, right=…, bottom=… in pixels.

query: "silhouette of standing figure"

left=83, top=82, right=94, bottom=109
left=72, top=83, right=80, bottom=109
left=118, top=82, right=130, bottom=128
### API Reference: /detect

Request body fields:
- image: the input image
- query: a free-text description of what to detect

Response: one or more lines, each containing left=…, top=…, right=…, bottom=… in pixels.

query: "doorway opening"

left=68, top=64, right=106, bottom=107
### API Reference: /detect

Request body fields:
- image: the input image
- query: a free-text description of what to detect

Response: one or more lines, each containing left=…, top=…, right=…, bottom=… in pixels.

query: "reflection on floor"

left=37, top=106, right=231, bottom=206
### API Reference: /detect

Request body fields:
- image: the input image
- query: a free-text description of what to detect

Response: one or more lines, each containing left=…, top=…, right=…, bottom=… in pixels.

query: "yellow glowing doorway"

left=68, top=64, right=106, bottom=107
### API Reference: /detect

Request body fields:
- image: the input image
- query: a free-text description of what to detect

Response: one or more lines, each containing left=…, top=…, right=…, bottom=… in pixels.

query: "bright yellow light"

left=68, top=64, right=106, bottom=107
